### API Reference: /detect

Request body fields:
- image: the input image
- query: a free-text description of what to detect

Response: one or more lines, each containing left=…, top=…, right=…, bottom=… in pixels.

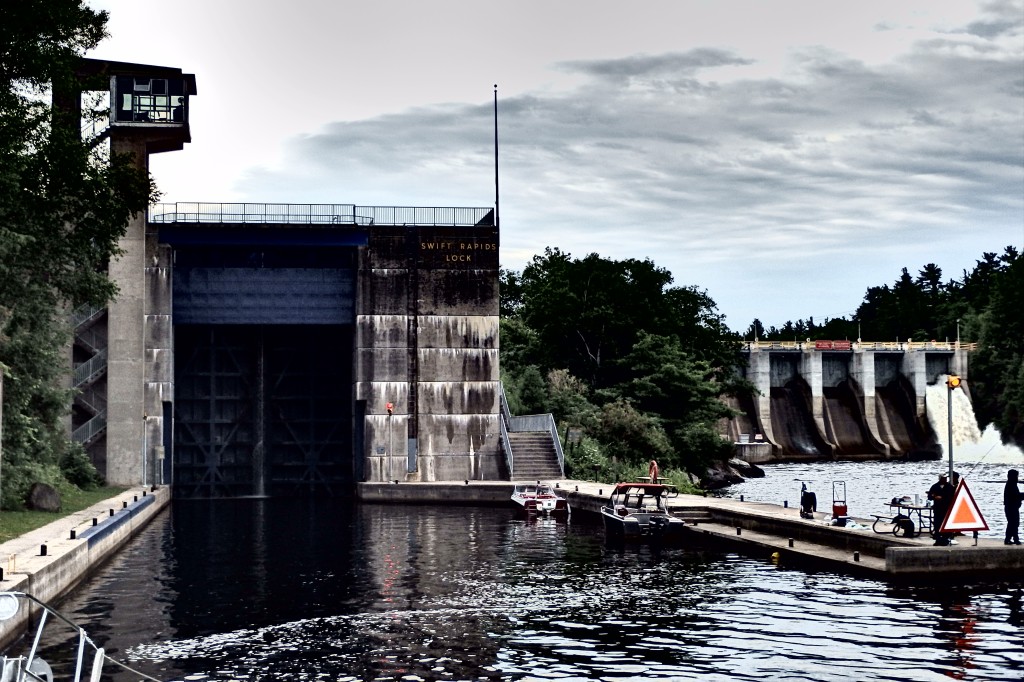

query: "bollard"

left=134, top=495, right=138, bottom=502
left=599, top=489, right=603, bottom=496
left=109, top=509, right=114, bottom=517
left=555, top=483, right=560, bottom=489
left=40, top=545, right=47, bottom=557
left=736, top=527, right=742, bottom=536
left=92, top=518, right=97, bottom=526
left=784, top=500, right=788, bottom=508
left=853, top=551, right=860, bottom=562
left=150, top=485, right=156, bottom=492
left=464, top=480, right=469, bottom=485
left=143, top=490, right=147, bottom=497
left=740, top=495, right=745, bottom=502
left=70, top=529, right=76, bottom=540
left=788, top=538, right=794, bottom=548
left=575, top=486, right=579, bottom=492
left=123, top=501, right=128, bottom=509
left=0, top=567, right=4, bottom=581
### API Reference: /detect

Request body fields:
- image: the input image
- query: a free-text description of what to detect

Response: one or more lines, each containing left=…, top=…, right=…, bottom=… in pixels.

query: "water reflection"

left=26, top=499, right=1024, bottom=681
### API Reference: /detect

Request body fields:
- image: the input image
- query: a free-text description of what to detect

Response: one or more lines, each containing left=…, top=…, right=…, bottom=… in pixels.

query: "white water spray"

left=925, top=376, right=1023, bottom=464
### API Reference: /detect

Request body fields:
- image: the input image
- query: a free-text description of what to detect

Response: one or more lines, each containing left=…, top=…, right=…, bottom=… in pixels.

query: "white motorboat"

left=511, top=482, right=570, bottom=516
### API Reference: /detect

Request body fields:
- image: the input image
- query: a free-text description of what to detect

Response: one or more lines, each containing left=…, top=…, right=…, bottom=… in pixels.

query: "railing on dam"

left=148, top=202, right=495, bottom=227
left=743, top=340, right=977, bottom=352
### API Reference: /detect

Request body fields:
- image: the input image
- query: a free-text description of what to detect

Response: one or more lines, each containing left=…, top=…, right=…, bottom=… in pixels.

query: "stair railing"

left=73, top=349, right=108, bottom=388
left=72, top=411, right=106, bottom=445
left=498, top=384, right=514, bottom=477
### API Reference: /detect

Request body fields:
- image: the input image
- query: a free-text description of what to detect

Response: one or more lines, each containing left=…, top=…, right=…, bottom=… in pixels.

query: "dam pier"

left=730, top=339, right=973, bottom=462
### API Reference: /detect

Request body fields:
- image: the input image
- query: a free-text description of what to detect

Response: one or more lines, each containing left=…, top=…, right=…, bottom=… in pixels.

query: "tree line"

left=501, top=246, right=1023, bottom=486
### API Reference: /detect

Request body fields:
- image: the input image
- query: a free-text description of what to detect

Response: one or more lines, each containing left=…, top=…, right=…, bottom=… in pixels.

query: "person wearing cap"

left=1004, top=469, right=1022, bottom=546
left=927, top=473, right=954, bottom=546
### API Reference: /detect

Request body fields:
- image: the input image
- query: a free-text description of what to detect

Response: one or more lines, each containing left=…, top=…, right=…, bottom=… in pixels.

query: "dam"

left=729, top=340, right=974, bottom=462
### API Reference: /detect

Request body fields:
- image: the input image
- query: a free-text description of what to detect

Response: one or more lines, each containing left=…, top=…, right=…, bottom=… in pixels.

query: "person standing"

left=928, top=473, right=954, bottom=546
left=648, top=460, right=660, bottom=484
left=1004, top=469, right=1022, bottom=546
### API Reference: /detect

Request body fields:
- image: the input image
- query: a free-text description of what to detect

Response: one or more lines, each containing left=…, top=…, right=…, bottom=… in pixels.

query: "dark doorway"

left=173, top=325, right=353, bottom=498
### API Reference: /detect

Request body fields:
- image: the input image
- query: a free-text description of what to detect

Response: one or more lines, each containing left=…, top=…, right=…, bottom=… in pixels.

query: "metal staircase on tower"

left=71, top=305, right=107, bottom=447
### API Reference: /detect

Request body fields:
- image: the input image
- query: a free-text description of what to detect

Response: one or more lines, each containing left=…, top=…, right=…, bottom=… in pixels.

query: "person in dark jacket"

left=928, top=473, right=954, bottom=546
left=1004, top=469, right=1022, bottom=546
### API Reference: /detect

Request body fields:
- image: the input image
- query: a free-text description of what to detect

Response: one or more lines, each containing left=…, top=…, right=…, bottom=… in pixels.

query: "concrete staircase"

left=508, top=431, right=562, bottom=481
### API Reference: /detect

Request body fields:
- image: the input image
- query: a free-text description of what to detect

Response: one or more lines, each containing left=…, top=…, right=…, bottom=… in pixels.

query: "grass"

left=0, top=487, right=128, bottom=544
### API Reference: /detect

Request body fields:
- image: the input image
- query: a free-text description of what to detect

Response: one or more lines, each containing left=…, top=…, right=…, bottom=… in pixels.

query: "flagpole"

left=493, top=84, right=499, bottom=230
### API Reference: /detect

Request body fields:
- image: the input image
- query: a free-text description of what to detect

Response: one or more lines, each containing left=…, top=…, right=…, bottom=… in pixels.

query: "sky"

left=87, top=0, right=1024, bottom=333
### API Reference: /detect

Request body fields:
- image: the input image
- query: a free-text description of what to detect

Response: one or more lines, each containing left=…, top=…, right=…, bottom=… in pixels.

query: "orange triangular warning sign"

left=939, top=479, right=989, bottom=533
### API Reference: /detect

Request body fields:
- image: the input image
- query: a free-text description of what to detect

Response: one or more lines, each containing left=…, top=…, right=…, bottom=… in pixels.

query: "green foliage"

left=0, top=2, right=155, bottom=508
left=589, top=399, right=673, bottom=467
left=60, top=445, right=103, bottom=490
left=501, top=249, right=743, bottom=481
left=971, top=255, right=1024, bottom=448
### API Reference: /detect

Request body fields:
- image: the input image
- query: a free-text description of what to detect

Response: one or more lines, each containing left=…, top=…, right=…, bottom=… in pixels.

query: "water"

left=23, top=496, right=1024, bottom=682
left=724, top=460, right=1017, bottom=538
left=725, top=378, right=1023, bottom=538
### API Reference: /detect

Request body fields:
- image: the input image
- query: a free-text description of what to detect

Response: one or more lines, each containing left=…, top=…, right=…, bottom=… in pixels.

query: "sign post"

left=946, top=375, right=962, bottom=481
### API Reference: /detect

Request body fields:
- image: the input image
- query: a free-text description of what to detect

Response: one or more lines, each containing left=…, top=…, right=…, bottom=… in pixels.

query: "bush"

left=2, top=461, right=64, bottom=511
left=60, top=446, right=103, bottom=490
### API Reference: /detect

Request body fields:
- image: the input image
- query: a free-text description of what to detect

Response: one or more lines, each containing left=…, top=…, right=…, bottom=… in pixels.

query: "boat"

left=0, top=590, right=158, bottom=681
left=600, top=482, right=686, bottom=542
left=511, top=482, right=570, bottom=516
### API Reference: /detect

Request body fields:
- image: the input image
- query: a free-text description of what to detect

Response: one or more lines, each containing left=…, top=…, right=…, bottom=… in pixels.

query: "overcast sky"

left=87, top=0, right=1024, bottom=334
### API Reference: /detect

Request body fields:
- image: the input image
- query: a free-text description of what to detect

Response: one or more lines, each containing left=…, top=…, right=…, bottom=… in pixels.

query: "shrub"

left=60, top=446, right=103, bottom=490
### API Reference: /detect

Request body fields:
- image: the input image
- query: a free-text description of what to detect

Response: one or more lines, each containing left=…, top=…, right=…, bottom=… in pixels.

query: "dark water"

left=26, top=494, right=1024, bottom=682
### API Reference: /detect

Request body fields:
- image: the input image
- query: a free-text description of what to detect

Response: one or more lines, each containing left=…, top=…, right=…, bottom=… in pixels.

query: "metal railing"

left=744, top=340, right=977, bottom=352
left=149, top=202, right=495, bottom=227
left=498, top=384, right=514, bottom=476
left=71, top=412, right=106, bottom=445
left=503, top=412, right=567, bottom=479
left=70, top=304, right=105, bottom=330
left=73, top=349, right=107, bottom=388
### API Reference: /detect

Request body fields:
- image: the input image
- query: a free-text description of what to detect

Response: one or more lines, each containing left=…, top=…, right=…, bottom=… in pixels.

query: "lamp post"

left=956, top=318, right=961, bottom=349
left=386, top=401, right=394, bottom=481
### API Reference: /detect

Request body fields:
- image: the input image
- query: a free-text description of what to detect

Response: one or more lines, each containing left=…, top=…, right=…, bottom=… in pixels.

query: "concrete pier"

left=0, top=487, right=170, bottom=648
left=359, top=479, right=1023, bottom=579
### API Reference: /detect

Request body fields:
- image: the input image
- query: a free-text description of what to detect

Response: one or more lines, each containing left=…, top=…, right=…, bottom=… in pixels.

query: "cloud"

left=237, top=3, right=1023, bottom=329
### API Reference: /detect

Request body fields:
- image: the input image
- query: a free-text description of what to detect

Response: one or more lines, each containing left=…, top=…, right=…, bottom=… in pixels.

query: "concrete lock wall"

left=355, top=226, right=501, bottom=483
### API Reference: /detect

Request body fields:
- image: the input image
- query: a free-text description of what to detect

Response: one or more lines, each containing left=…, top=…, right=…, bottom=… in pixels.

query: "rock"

left=702, top=464, right=745, bottom=490
left=729, top=458, right=765, bottom=478
left=26, top=482, right=61, bottom=512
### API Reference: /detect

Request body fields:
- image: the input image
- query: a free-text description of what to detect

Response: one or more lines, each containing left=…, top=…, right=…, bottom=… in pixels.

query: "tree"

left=971, top=255, right=1024, bottom=447
left=501, top=250, right=744, bottom=476
left=0, top=2, right=154, bottom=507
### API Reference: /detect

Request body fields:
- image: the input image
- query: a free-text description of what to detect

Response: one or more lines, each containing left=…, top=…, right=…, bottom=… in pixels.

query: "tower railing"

left=149, top=203, right=495, bottom=227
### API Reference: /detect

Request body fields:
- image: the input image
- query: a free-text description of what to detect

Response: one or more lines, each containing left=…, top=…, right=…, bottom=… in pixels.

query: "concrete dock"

left=0, top=477, right=1016, bottom=650
left=0, top=486, right=170, bottom=648
left=359, top=479, right=1024, bottom=580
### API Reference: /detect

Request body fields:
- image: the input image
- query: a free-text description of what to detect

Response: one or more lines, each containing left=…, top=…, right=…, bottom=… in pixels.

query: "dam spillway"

left=732, top=340, right=972, bottom=462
